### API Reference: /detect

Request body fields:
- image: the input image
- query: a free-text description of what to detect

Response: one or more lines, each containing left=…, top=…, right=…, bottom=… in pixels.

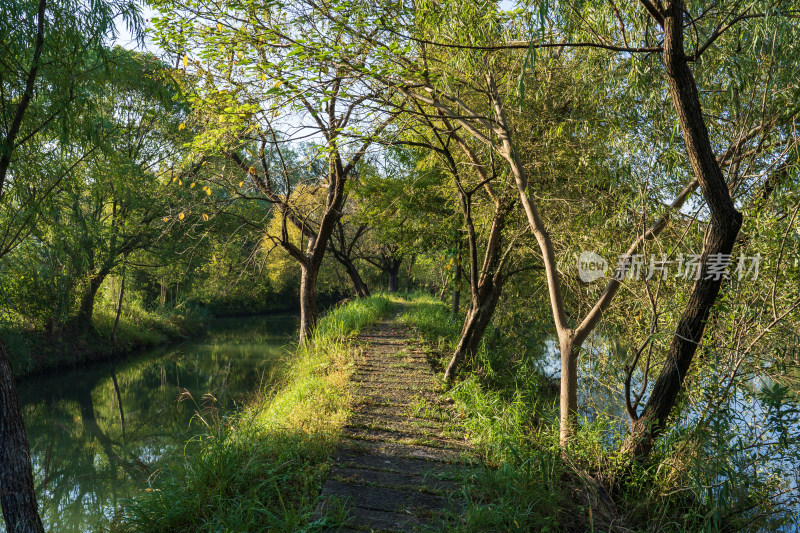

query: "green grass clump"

left=399, top=293, right=791, bottom=532
left=113, top=294, right=391, bottom=532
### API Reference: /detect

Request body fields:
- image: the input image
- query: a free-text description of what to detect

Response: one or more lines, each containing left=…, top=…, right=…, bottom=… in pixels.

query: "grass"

left=397, top=292, right=785, bottom=532
left=3, top=304, right=209, bottom=378
left=112, top=294, right=391, bottom=533
left=396, top=293, right=568, bottom=531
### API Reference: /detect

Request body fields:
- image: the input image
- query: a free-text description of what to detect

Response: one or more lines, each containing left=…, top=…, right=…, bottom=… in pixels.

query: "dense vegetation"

left=115, top=294, right=391, bottom=532
left=2, top=0, right=799, bottom=531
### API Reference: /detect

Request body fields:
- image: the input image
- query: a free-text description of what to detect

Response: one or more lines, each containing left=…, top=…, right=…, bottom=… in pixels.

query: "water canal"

left=14, top=313, right=299, bottom=532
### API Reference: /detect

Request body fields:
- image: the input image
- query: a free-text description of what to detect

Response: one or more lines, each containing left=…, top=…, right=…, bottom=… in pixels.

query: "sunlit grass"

left=113, top=294, right=391, bottom=532
left=398, top=293, right=780, bottom=532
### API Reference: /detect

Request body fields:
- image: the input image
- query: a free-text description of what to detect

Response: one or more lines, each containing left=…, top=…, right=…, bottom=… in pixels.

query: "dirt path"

left=316, top=311, right=475, bottom=532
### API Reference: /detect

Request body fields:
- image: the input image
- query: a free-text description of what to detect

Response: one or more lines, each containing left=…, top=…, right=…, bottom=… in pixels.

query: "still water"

left=14, top=313, right=299, bottom=532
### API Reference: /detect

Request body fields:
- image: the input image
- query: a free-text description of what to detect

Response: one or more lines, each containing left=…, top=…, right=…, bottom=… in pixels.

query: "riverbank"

left=5, top=292, right=348, bottom=380
left=110, top=293, right=790, bottom=532
left=4, top=305, right=211, bottom=379
left=397, top=294, right=794, bottom=531
left=113, top=294, right=392, bottom=532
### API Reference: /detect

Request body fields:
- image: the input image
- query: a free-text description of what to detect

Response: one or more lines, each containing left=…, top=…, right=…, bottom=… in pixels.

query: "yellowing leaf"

left=179, top=212, right=185, bottom=220
left=206, top=189, right=211, bottom=196
left=190, top=182, right=196, bottom=188
left=248, top=166, right=256, bottom=174
left=182, top=55, right=188, bottom=68
left=178, top=123, right=186, bottom=130
left=202, top=213, right=209, bottom=221
left=217, top=23, right=222, bottom=32
left=163, top=217, right=169, bottom=222
left=178, top=179, right=183, bottom=185
left=238, top=181, right=244, bottom=187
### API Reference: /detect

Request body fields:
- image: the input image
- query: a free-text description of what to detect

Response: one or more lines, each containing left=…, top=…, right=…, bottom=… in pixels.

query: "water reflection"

left=13, top=313, right=298, bottom=533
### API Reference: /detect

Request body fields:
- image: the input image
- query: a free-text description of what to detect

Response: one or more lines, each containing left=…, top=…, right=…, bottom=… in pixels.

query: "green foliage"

left=2, top=0, right=800, bottom=530
left=2, top=301, right=209, bottom=378
left=400, top=294, right=798, bottom=532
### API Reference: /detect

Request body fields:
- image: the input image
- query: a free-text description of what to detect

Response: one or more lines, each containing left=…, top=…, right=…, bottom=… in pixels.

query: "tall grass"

left=113, top=294, right=391, bottom=532
left=398, top=293, right=771, bottom=532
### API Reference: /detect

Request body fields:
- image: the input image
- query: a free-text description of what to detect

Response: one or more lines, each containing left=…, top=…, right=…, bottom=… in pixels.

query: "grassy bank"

left=4, top=304, right=210, bottom=379
left=397, top=293, right=773, bottom=533
left=5, top=290, right=339, bottom=379
left=113, top=294, right=391, bottom=532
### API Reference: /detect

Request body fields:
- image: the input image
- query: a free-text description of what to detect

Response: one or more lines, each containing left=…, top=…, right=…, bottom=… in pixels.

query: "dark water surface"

left=13, top=313, right=299, bottom=532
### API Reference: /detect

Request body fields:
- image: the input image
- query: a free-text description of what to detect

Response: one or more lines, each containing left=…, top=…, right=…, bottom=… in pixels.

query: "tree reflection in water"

left=14, top=313, right=298, bottom=533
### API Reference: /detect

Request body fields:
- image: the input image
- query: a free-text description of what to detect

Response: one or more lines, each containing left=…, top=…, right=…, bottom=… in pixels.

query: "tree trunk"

left=559, top=334, right=579, bottom=446
left=0, top=340, right=44, bottom=533
left=405, top=254, right=416, bottom=293
left=298, top=264, right=319, bottom=343
left=110, top=367, right=126, bottom=442
left=159, top=277, right=166, bottom=307
left=444, top=281, right=501, bottom=381
left=620, top=0, right=743, bottom=458
left=451, top=256, right=461, bottom=318
left=340, top=256, right=370, bottom=298
left=111, top=266, right=125, bottom=344
left=387, top=261, right=401, bottom=293
left=72, top=268, right=110, bottom=334
left=348, top=264, right=370, bottom=298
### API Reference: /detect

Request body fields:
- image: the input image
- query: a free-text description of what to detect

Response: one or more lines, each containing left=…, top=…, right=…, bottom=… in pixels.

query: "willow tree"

left=293, top=0, right=800, bottom=452
left=60, top=51, right=192, bottom=334
left=536, top=0, right=800, bottom=456
left=0, top=0, right=142, bottom=529
left=397, top=111, right=524, bottom=381
left=352, top=145, right=457, bottom=294
left=150, top=0, right=396, bottom=341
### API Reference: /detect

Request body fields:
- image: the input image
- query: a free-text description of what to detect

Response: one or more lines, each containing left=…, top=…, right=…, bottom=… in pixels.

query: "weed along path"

left=317, top=311, right=475, bottom=532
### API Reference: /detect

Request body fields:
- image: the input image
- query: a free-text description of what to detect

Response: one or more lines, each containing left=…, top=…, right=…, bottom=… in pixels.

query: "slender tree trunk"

left=620, top=0, right=743, bottom=458
left=451, top=254, right=461, bottom=318
left=405, top=255, right=416, bottom=293
left=110, top=368, right=125, bottom=442
left=559, top=334, right=579, bottom=445
left=0, top=340, right=44, bottom=533
left=444, top=282, right=501, bottom=381
left=0, top=3, right=48, bottom=528
left=111, top=267, right=125, bottom=344
left=298, top=264, right=319, bottom=343
left=159, top=278, right=166, bottom=307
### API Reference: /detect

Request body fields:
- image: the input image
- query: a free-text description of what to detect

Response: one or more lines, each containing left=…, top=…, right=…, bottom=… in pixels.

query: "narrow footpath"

left=317, top=311, right=475, bottom=532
